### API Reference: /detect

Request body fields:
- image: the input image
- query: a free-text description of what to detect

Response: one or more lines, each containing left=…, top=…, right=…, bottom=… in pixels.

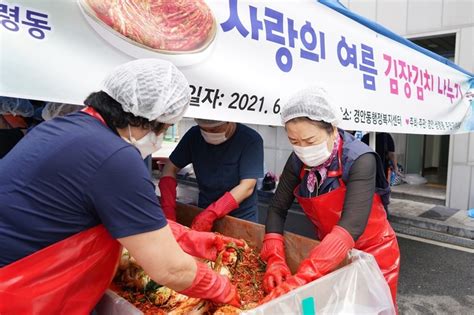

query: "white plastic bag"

left=245, top=250, right=395, bottom=315
left=403, top=174, right=428, bottom=185
left=97, top=250, right=395, bottom=315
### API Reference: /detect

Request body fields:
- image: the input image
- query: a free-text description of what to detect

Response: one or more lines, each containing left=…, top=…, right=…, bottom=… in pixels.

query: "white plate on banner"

left=77, top=0, right=217, bottom=67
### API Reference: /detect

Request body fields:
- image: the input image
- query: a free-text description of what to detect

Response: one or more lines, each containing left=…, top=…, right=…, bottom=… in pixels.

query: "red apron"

left=294, top=139, right=400, bottom=307
left=0, top=107, right=122, bottom=314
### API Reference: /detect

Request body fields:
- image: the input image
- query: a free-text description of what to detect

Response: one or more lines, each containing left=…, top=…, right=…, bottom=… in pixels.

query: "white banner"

left=1, top=0, right=473, bottom=134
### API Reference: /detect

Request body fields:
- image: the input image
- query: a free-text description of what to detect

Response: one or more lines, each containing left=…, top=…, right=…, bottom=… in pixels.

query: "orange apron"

left=0, top=107, right=121, bottom=314
left=0, top=225, right=121, bottom=314
left=294, top=139, right=400, bottom=307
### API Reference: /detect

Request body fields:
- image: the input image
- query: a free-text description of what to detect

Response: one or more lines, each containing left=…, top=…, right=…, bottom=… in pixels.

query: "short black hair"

left=84, top=91, right=165, bottom=134
left=288, top=117, right=335, bottom=135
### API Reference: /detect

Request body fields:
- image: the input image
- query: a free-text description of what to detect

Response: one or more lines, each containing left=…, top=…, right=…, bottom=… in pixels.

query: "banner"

left=1, top=0, right=473, bottom=134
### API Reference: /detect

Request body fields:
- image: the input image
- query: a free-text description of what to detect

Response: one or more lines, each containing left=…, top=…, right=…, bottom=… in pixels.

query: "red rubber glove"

left=158, top=176, right=177, bottom=221
left=260, top=233, right=292, bottom=293
left=179, top=261, right=241, bottom=307
left=191, top=192, right=238, bottom=232
left=169, top=220, right=244, bottom=262
left=260, top=226, right=354, bottom=304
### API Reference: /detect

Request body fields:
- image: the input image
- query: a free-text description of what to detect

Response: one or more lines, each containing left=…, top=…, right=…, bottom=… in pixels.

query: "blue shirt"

left=0, top=112, right=167, bottom=267
left=170, top=124, right=263, bottom=220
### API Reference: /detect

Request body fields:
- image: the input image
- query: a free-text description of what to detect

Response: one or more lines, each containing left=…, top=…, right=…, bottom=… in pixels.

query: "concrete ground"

left=388, top=197, right=474, bottom=249
left=391, top=184, right=446, bottom=203
left=397, top=236, right=474, bottom=315
left=390, top=198, right=474, bottom=230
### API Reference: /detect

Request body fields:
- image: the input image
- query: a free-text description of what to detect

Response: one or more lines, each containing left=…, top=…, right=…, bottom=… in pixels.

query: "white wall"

left=247, top=124, right=293, bottom=176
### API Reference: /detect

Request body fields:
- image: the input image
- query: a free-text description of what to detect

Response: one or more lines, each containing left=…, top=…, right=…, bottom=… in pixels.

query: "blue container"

left=468, top=209, right=474, bottom=218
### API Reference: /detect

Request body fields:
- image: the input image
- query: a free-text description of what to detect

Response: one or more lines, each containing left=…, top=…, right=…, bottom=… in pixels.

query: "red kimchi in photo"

left=81, top=0, right=216, bottom=52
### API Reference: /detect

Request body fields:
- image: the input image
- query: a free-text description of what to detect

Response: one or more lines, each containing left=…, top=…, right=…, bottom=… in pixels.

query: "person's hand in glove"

left=158, top=176, right=178, bottom=221
left=180, top=261, right=241, bottom=308
left=169, top=220, right=244, bottom=262
left=191, top=192, right=239, bottom=232
left=260, top=233, right=292, bottom=293
left=260, top=226, right=354, bottom=304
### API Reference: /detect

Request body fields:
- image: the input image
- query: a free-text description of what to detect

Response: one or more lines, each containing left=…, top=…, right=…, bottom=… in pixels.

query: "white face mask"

left=201, top=129, right=227, bottom=145
left=124, top=126, right=164, bottom=159
left=293, top=140, right=331, bottom=167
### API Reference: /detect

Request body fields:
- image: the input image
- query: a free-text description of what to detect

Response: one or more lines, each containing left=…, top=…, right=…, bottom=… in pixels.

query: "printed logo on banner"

left=463, top=88, right=474, bottom=131
left=0, top=2, right=52, bottom=40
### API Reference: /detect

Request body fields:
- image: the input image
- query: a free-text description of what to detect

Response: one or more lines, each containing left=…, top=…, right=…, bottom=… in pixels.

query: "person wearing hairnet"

left=259, top=86, right=400, bottom=308
left=159, top=118, right=264, bottom=232
left=41, top=102, right=82, bottom=120
left=0, top=59, right=241, bottom=314
left=0, top=97, right=34, bottom=158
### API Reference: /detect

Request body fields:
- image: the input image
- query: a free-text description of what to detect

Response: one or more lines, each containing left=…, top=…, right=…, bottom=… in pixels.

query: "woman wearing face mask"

left=159, top=118, right=264, bottom=231
left=260, top=86, right=400, bottom=309
left=0, top=59, right=241, bottom=313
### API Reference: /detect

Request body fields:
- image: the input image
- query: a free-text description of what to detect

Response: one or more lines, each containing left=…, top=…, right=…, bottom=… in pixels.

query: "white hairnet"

left=102, top=59, right=191, bottom=124
left=42, top=103, right=82, bottom=121
left=194, top=118, right=226, bottom=128
left=281, top=86, right=341, bottom=126
left=0, top=97, right=34, bottom=117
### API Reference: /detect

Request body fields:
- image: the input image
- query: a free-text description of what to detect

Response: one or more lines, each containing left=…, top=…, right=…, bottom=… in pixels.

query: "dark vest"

left=292, top=130, right=391, bottom=208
